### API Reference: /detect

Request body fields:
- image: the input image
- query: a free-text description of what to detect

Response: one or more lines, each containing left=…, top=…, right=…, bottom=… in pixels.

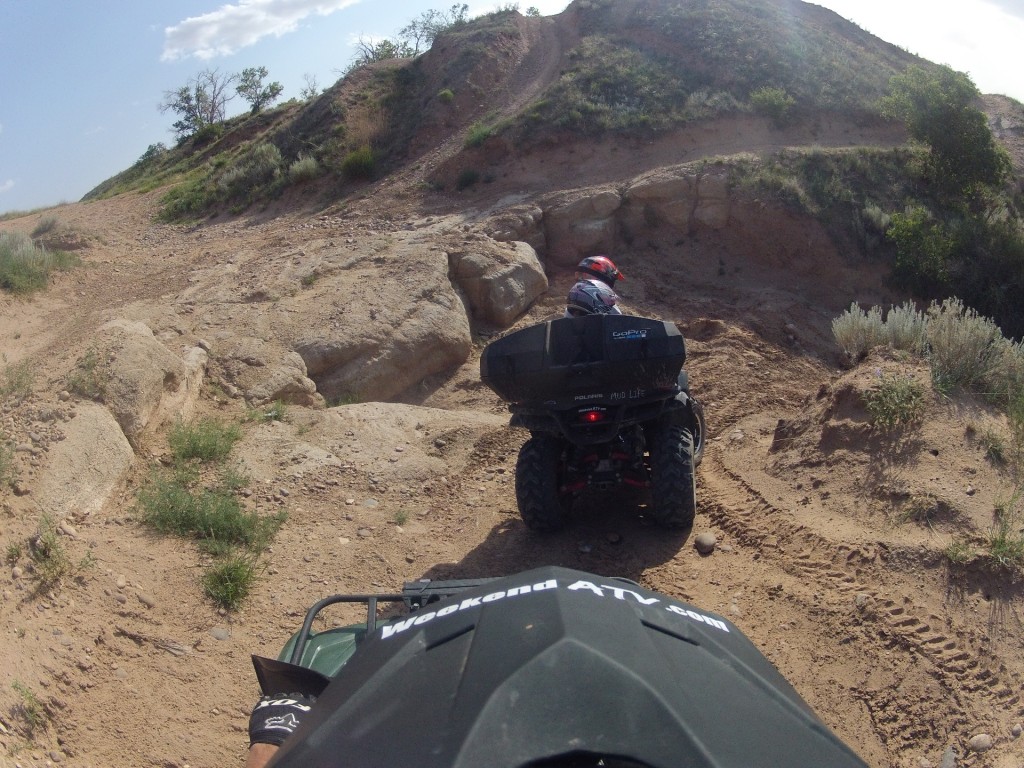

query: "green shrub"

left=168, top=419, right=241, bottom=463
left=456, top=169, right=481, bottom=190
left=977, top=428, right=1006, bottom=465
left=945, top=538, right=974, bottom=565
left=288, top=154, right=321, bottom=183
left=0, top=433, right=16, bottom=489
left=217, top=142, right=282, bottom=201
left=203, top=555, right=260, bottom=610
left=136, top=471, right=284, bottom=552
left=31, top=216, right=59, bottom=238
left=831, top=302, right=885, bottom=361
left=341, top=146, right=376, bottom=180
left=29, top=515, right=75, bottom=593
left=884, top=301, right=927, bottom=355
left=1, top=359, right=34, bottom=400
left=0, top=231, right=78, bottom=294
left=159, top=176, right=216, bottom=221
left=862, top=371, right=926, bottom=430
left=11, top=681, right=48, bottom=736
left=245, top=399, right=287, bottom=423
left=887, top=206, right=955, bottom=296
left=986, top=491, right=1024, bottom=571
left=926, top=297, right=1003, bottom=394
left=464, top=123, right=493, bottom=148
left=192, top=122, right=224, bottom=146
left=750, top=86, right=796, bottom=126
left=437, top=88, right=455, bottom=104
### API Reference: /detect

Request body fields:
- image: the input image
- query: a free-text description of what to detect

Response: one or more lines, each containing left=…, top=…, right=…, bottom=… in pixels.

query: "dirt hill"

left=2, top=3, right=1024, bottom=768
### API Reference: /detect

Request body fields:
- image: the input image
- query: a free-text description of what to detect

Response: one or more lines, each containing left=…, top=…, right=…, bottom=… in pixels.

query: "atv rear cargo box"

left=480, top=314, right=686, bottom=404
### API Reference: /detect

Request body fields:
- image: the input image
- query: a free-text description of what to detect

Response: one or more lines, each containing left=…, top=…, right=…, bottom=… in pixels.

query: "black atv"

left=253, top=566, right=868, bottom=768
left=480, top=314, right=706, bottom=531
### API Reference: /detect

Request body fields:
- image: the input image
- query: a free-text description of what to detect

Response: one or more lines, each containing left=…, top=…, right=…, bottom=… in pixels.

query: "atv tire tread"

left=648, top=424, right=697, bottom=528
left=515, top=435, right=570, bottom=532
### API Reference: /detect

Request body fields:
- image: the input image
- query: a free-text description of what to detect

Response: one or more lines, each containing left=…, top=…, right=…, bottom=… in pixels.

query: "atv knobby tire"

left=691, top=398, right=707, bottom=468
left=647, top=424, right=697, bottom=528
left=515, top=435, right=571, bottom=532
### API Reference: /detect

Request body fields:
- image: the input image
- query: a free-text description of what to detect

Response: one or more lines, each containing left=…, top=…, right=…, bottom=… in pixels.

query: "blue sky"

left=1, top=0, right=1023, bottom=215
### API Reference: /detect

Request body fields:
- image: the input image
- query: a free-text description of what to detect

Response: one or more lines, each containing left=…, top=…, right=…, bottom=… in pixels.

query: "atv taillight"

left=579, top=408, right=606, bottom=424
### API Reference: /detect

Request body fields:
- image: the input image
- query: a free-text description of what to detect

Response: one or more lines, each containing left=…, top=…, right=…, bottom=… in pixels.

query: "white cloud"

left=0, top=179, right=15, bottom=195
left=162, top=0, right=363, bottom=61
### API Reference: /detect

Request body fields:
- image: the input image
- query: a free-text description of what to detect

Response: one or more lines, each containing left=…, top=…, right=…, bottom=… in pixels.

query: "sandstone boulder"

left=34, top=401, right=134, bottom=519
left=95, top=319, right=200, bottom=446
left=212, top=336, right=321, bottom=407
left=543, top=190, right=622, bottom=267
left=448, top=239, right=548, bottom=327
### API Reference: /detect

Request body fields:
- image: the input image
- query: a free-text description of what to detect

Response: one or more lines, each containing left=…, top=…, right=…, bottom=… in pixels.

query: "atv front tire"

left=647, top=424, right=697, bottom=528
left=515, top=435, right=571, bottom=532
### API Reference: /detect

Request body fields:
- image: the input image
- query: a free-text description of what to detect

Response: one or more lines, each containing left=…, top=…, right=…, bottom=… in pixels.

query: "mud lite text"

left=379, top=578, right=729, bottom=639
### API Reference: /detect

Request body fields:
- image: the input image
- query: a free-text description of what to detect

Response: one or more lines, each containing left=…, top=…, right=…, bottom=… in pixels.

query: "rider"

left=564, top=255, right=625, bottom=317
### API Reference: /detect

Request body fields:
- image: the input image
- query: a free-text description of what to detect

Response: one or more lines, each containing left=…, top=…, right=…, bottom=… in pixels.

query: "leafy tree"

left=236, top=66, right=284, bottom=114
left=352, top=36, right=416, bottom=66
left=399, top=4, right=469, bottom=54
left=160, top=68, right=237, bottom=139
left=136, top=143, right=168, bottom=165
left=526, top=6, right=541, bottom=16
left=887, top=206, right=954, bottom=295
left=880, top=65, right=1010, bottom=199
left=300, top=73, right=322, bottom=101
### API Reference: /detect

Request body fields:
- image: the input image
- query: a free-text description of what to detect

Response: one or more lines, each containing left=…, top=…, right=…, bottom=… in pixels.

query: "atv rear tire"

left=515, top=435, right=571, bottom=532
left=647, top=424, right=696, bottom=528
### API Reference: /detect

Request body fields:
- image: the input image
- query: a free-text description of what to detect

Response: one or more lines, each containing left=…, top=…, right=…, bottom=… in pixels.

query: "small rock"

left=578, top=543, right=593, bottom=554
left=1012, top=723, right=1022, bottom=738
left=939, top=746, right=957, bottom=768
left=210, top=627, right=230, bottom=641
left=58, top=521, right=77, bottom=538
left=854, top=593, right=872, bottom=608
left=345, top=498, right=355, bottom=505
left=11, top=566, right=23, bottom=580
left=965, top=486, right=976, bottom=496
left=357, top=528, right=372, bottom=538
left=694, top=532, right=717, bottom=554
left=967, top=734, right=993, bottom=752
left=115, top=594, right=127, bottom=605
left=338, top=537, right=350, bottom=545
left=138, top=593, right=156, bottom=609
left=116, top=575, right=127, bottom=589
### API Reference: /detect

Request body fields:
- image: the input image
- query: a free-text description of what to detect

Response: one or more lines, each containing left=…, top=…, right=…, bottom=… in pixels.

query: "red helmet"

left=576, top=255, right=624, bottom=288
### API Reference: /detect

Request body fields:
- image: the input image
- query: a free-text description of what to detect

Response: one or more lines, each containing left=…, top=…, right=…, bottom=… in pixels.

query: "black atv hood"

left=269, top=566, right=866, bottom=768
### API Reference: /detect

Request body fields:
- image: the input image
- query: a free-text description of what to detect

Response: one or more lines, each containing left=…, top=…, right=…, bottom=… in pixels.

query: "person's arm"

left=245, top=742, right=278, bottom=768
